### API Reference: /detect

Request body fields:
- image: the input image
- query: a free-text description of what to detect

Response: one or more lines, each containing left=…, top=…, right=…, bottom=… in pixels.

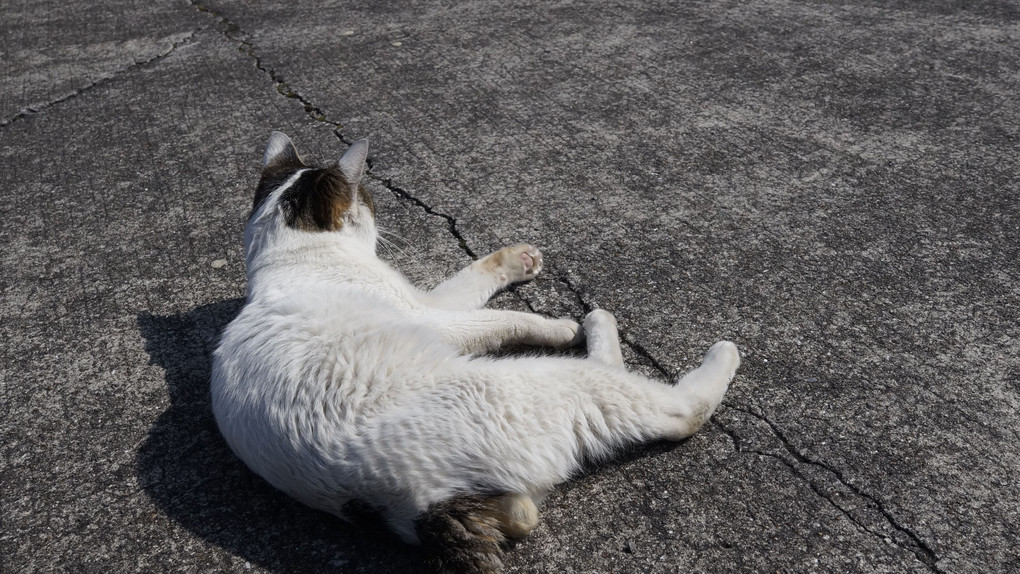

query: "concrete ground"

left=2, top=1, right=1017, bottom=572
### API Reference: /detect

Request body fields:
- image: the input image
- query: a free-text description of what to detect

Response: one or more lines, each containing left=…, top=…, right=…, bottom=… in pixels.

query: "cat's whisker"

left=377, top=235, right=419, bottom=267
left=377, top=235, right=410, bottom=257
left=379, top=228, right=412, bottom=247
left=376, top=234, right=436, bottom=284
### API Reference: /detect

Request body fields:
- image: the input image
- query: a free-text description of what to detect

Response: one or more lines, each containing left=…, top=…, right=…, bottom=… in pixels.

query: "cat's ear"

left=337, top=139, right=369, bottom=184
left=263, top=131, right=303, bottom=170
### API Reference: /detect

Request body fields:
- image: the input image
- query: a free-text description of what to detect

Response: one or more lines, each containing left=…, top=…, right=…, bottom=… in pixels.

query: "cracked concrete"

left=1, top=31, right=197, bottom=128
left=371, top=172, right=480, bottom=261
left=0, top=1, right=202, bottom=124
left=2, top=0, right=1018, bottom=573
left=714, top=408, right=941, bottom=572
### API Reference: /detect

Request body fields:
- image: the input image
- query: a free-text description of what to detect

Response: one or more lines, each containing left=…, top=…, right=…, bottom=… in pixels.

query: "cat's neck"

left=245, top=225, right=381, bottom=299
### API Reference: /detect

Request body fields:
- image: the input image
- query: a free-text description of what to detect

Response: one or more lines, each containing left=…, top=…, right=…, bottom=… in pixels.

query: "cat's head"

left=245, top=132, right=376, bottom=257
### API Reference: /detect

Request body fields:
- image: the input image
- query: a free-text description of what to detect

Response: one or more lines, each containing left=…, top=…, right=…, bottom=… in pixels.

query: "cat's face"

left=249, top=132, right=375, bottom=234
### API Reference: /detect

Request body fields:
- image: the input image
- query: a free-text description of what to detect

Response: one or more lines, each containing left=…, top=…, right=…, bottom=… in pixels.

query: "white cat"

left=211, top=132, right=741, bottom=573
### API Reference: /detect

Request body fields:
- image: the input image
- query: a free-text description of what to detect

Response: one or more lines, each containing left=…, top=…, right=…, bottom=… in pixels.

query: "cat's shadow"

left=136, top=299, right=428, bottom=573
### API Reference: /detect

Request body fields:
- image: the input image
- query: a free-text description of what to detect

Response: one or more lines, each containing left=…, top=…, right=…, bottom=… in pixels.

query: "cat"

left=211, top=132, right=741, bottom=573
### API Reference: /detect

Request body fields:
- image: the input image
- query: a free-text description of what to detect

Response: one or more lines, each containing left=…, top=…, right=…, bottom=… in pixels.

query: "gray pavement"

left=2, top=1, right=1018, bottom=572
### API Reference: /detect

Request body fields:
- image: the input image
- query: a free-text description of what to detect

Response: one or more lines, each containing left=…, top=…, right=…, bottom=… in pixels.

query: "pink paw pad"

left=520, top=252, right=535, bottom=273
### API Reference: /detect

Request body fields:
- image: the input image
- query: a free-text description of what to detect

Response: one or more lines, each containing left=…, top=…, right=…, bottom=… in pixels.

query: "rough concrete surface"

left=1, top=0, right=1017, bottom=572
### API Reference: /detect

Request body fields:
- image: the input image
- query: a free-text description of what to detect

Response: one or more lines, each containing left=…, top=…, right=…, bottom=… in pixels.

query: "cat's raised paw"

left=480, top=244, right=544, bottom=284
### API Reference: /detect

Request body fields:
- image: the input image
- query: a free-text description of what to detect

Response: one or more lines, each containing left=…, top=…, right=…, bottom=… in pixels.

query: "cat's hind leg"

left=424, top=244, right=543, bottom=310
left=415, top=492, right=538, bottom=573
left=416, top=495, right=506, bottom=573
left=565, top=341, right=738, bottom=442
left=661, top=341, right=740, bottom=440
left=583, top=310, right=625, bottom=367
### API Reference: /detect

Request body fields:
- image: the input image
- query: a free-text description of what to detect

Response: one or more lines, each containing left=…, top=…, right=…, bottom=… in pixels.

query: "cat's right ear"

left=262, top=131, right=303, bottom=170
left=337, top=139, right=369, bottom=184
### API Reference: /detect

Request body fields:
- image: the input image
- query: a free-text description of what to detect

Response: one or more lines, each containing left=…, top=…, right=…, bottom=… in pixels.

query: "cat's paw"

left=582, top=309, right=617, bottom=333
left=479, top=244, right=544, bottom=284
left=704, top=341, right=741, bottom=380
left=493, top=493, right=539, bottom=539
left=550, top=318, right=584, bottom=349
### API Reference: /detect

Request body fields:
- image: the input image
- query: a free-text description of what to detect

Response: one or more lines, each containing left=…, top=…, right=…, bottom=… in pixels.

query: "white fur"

left=211, top=136, right=740, bottom=543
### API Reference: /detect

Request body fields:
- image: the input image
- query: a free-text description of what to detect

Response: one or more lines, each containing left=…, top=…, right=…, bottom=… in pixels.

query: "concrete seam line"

left=557, top=274, right=674, bottom=379
left=507, top=286, right=539, bottom=314
left=710, top=417, right=921, bottom=562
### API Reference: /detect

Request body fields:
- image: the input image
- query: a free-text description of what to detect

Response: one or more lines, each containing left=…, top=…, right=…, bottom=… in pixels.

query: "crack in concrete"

left=189, top=2, right=338, bottom=129
left=711, top=417, right=904, bottom=548
left=1, top=31, right=197, bottom=129
left=619, top=334, right=673, bottom=380
left=557, top=274, right=594, bottom=314
left=556, top=275, right=673, bottom=379
left=717, top=407, right=943, bottom=573
left=506, top=285, right=539, bottom=314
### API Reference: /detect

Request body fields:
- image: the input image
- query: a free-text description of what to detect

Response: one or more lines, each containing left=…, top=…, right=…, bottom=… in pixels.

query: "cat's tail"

left=416, top=494, right=508, bottom=574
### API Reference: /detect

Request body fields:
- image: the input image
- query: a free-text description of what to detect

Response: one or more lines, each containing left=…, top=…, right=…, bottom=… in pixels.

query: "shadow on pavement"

left=136, top=299, right=428, bottom=573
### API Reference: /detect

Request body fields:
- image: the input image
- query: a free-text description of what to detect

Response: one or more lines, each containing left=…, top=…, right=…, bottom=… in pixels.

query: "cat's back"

left=214, top=278, right=452, bottom=391
left=210, top=281, right=464, bottom=508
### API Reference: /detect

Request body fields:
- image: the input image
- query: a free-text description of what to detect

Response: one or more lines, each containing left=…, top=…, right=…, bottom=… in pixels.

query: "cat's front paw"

left=479, top=244, right=544, bottom=284
left=550, top=318, right=584, bottom=349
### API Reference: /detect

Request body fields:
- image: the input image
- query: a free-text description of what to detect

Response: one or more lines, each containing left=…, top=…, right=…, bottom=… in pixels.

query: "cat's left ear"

left=263, top=131, right=303, bottom=170
left=338, top=139, right=369, bottom=184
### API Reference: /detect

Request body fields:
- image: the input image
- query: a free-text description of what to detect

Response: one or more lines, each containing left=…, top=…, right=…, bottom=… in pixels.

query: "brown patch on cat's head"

left=251, top=164, right=303, bottom=218
left=250, top=133, right=374, bottom=231
left=280, top=166, right=364, bottom=232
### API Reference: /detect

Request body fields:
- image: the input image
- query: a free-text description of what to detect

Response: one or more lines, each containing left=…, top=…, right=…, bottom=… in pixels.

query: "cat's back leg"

left=570, top=334, right=740, bottom=441
left=580, top=308, right=739, bottom=439
left=661, top=340, right=740, bottom=439
left=583, top=309, right=625, bottom=367
left=414, top=492, right=539, bottom=574
left=491, top=492, right=539, bottom=538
